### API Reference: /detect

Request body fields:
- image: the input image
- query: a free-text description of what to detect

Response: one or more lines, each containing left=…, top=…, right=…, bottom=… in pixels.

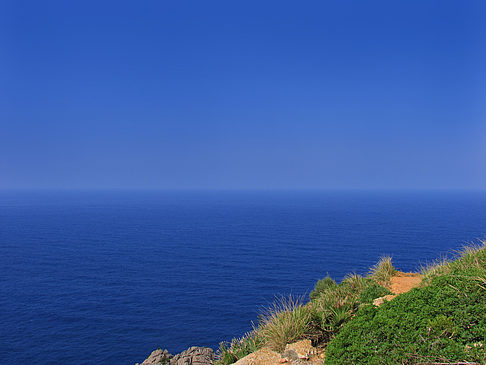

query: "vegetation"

left=309, top=273, right=391, bottom=344
left=216, top=263, right=393, bottom=364
left=216, top=330, right=264, bottom=365
left=259, top=295, right=313, bottom=352
left=369, top=255, right=396, bottom=285
left=309, top=275, right=337, bottom=301
left=216, top=242, right=486, bottom=365
left=325, top=243, right=486, bottom=364
left=216, top=296, right=313, bottom=363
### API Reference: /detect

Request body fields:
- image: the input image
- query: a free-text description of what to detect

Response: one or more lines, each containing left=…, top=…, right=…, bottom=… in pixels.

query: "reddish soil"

left=389, top=272, right=422, bottom=294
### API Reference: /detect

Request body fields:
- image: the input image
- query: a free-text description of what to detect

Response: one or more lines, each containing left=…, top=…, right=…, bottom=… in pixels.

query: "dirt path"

left=373, top=272, right=422, bottom=306
left=389, top=272, right=422, bottom=294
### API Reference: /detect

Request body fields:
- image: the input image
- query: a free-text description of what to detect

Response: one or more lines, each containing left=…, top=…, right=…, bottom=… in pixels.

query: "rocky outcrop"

left=170, top=347, right=215, bottom=365
left=283, top=340, right=319, bottom=361
left=233, top=340, right=324, bottom=365
left=233, top=347, right=281, bottom=365
left=137, top=347, right=214, bottom=365
left=136, top=348, right=173, bottom=365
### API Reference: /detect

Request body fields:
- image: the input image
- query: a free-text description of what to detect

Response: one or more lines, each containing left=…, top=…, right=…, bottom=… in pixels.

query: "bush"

left=310, top=276, right=337, bottom=301
left=325, top=244, right=486, bottom=364
left=310, top=273, right=392, bottom=343
left=216, top=258, right=396, bottom=364
left=358, top=282, right=391, bottom=304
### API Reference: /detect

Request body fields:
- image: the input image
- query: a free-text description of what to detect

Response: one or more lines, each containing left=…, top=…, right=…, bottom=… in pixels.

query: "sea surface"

left=1, top=190, right=486, bottom=364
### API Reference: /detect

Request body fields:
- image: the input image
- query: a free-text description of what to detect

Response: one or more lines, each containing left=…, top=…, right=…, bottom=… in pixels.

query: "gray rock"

left=170, top=346, right=215, bottom=365
left=136, top=348, right=173, bottom=365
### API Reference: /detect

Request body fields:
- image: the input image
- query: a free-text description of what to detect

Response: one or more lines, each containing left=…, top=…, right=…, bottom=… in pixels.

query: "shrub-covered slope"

left=216, top=257, right=395, bottom=364
left=216, top=243, right=486, bottom=365
left=325, top=244, right=486, bottom=364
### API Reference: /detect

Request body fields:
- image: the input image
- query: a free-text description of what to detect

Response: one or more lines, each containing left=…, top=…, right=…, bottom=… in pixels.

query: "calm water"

left=1, top=190, right=486, bottom=364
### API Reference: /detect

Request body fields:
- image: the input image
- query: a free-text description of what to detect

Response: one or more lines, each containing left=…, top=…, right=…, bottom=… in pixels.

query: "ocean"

left=1, top=190, right=486, bottom=364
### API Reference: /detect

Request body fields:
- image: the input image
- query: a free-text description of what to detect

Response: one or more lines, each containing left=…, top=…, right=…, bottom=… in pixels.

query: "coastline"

left=137, top=243, right=486, bottom=365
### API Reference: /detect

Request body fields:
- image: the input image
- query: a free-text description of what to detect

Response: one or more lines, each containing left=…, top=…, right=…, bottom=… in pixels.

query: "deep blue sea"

left=1, top=190, right=486, bottom=364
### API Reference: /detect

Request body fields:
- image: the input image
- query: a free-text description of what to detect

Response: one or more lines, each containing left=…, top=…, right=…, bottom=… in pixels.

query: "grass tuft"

left=309, top=275, right=337, bottom=301
left=421, top=241, right=486, bottom=285
left=309, top=272, right=391, bottom=343
left=216, top=330, right=263, bottom=364
left=259, top=295, right=313, bottom=352
left=369, top=256, right=396, bottom=285
left=420, top=256, right=451, bottom=284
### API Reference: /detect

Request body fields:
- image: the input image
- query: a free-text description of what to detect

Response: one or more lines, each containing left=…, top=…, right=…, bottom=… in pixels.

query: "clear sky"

left=1, top=1, right=485, bottom=190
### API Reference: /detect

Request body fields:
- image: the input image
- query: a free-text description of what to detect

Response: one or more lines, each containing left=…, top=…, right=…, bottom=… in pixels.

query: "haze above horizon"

left=2, top=1, right=485, bottom=190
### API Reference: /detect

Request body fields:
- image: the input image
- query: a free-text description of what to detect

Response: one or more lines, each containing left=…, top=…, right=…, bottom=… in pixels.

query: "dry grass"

left=342, top=273, right=367, bottom=291
left=259, top=295, right=313, bottom=352
left=311, top=286, right=351, bottom=315
left=369, top=256, right=396, bottom=285
left=216, top=329, right=264, bottom=364
left=218, top=243, right=486, bottom=365
left=421, top=241, right=486, bottom=284
left=454, top=242, right=486, bottom=270
left=420, top=257, right=451, bottom=284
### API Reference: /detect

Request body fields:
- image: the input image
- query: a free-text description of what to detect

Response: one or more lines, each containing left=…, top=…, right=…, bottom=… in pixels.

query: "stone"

left=170, top=346, right=215, bottom=365
left=283, top=339, right=317, bottom=360
left=373, top=294, right=396, bottom=306
left=136, top=348, right=173, bottom=365
left=232, top=348, right=281, bottom=365
left=233, top=340, right=323, bottom=365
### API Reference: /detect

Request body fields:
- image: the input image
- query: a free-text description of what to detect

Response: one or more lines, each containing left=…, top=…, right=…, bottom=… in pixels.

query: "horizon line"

left=1, top=187, right=486, bottom=193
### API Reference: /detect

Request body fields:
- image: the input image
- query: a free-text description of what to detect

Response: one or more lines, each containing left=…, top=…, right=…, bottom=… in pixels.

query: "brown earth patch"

left=389, top=272, right=422, bottom=294
left=373, top=272, right=422, bottom=306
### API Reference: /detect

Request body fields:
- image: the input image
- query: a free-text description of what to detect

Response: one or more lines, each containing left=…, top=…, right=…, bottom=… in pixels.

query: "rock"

left=136, top=348, right=173, bottom=365
left=233, top=348, right=281, bottom=365
left=170, top=346, right=215, bottom=365
left=233, top=341, right=323, bottom=365
left=284, top=339, right=317, bottom=360
left=283, top=339, right=322, bottom=363
left=373, top=294, right=396, bottom=306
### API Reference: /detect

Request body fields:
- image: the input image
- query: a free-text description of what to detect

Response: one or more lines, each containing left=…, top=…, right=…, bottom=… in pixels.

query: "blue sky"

left=1, top=1, right=485, bottom=189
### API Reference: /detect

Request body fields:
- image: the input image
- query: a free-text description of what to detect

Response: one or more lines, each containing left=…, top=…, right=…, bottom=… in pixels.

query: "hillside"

left=215, top=243, right=486, bottom=365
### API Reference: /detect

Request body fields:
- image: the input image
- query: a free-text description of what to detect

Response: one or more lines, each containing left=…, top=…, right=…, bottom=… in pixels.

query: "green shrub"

left=310, top=276, right=337, bottom=301
left=310, top=274, right=391, bottom=343
left=325, top=244, right=486, bottom=364
left=358, top=282, right=391, bottom=304
left=216, top=256, right=396, bottom=363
